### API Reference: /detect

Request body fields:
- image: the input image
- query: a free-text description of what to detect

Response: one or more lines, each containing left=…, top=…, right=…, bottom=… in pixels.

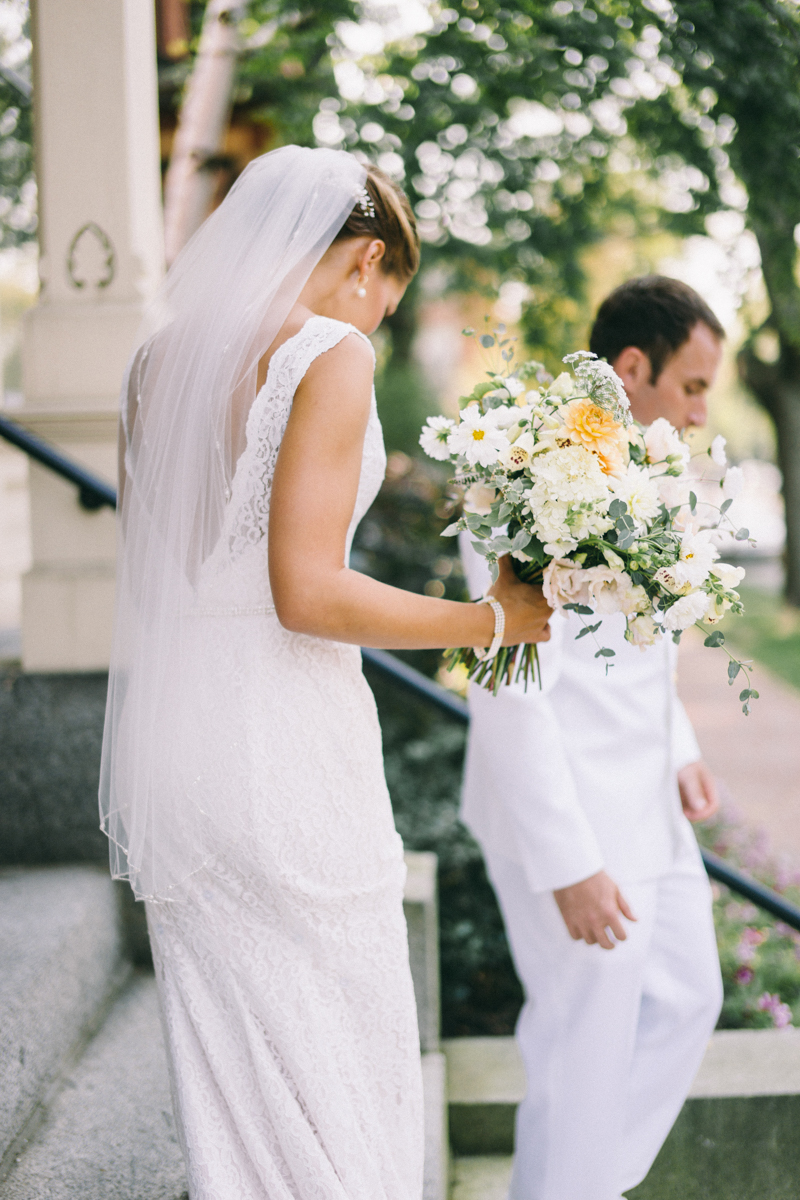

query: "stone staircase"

left=444, top=1030, right=800, bottom=1200
left=0, top=855, right=448, bottom=1200
left=4, top=859, right=800, bottom=1200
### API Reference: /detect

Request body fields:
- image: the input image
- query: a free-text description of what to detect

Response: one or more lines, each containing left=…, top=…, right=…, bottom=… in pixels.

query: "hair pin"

left=356, top=186, right=376, bottom=220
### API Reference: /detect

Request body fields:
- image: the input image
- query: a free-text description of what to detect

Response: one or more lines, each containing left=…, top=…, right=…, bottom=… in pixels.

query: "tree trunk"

left=162, top=0, right=239, bottom=265
left=155, top=0, right=190, bottom=60
left=739, top=344, right=800, bottom=605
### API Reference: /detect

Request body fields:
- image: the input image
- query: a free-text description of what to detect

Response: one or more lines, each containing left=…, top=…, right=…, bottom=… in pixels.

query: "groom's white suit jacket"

left=460, top=537, right=703, bottom=893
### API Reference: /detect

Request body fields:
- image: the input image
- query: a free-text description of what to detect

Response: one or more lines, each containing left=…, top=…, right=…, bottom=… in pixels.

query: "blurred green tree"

left=330, top=2, right=715, bottom=366
left=0, top=1, right=35, bottom=250
left=622, top=0, right=800, bottom=602
left=164, top=1, right=357, bottom=148
left=335, top=2, right=800, bottom=598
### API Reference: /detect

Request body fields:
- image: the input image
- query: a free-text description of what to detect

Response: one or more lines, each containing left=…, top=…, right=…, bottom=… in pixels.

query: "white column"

left=19, top=0, right=163, bottom=671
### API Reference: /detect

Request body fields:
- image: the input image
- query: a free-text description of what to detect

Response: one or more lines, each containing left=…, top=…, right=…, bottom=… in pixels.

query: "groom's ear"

left=612, top=345, right=652, bottom=396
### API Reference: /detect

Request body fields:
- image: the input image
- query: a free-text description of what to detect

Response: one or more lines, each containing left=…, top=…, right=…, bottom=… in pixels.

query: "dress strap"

left=276, top=315, right=375, bottom=388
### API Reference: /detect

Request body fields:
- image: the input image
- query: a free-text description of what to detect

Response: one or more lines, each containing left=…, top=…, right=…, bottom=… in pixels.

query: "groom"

left=460, top=275, right=726, bottom=1200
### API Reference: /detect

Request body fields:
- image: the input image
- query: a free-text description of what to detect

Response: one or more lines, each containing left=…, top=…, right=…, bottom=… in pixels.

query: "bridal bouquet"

left=419, top=324, right=756, bottom=712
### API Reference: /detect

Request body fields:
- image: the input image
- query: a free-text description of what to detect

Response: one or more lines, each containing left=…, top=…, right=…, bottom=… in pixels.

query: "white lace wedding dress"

left=145, top=316, right=424, bottom=1200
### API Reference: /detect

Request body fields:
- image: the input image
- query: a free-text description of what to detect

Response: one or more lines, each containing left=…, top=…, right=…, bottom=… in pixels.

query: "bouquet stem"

left=443, top=557, right=546, bottom=694
left=443, top=640, right=541, bottom=695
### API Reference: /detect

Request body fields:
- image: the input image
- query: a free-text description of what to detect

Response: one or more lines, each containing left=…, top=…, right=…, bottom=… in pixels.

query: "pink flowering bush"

left=696, top=805, right=800, bottom=1030
left=757, top=993, right=794, bottom=1029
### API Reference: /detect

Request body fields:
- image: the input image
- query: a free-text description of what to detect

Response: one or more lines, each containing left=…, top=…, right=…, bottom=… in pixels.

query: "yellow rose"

left=561, top=398, right=628, bottom=476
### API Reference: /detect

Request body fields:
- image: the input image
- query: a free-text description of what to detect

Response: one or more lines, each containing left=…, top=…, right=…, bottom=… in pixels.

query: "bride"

left=100, top=146, right=550, bottom=1200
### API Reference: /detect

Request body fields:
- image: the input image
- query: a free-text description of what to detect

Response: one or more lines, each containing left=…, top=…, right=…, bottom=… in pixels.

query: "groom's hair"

left=334, top=164, right=420, bottom=281
left=589, top=275, right=724, bottom=382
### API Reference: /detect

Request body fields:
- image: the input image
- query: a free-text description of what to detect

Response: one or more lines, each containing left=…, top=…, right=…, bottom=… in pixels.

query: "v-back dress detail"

left=145, top=316, right=424, bottom=1200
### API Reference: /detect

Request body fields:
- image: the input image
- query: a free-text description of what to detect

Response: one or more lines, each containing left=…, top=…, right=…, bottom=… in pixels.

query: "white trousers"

left=486, top=845, right=723, bottom=1200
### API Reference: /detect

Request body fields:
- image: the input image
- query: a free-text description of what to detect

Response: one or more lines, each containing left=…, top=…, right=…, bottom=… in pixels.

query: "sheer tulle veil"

left=99, top=146, right=367, bottom=901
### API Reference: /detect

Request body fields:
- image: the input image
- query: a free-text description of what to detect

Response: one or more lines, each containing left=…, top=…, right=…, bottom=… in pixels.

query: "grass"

left=721, top=583, right=800, bottom=694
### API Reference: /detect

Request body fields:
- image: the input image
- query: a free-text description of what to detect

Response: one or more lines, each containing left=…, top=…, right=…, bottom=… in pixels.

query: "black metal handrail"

left=363, top=648, right=800, bottom=934
left=4, top=418, right=798, bottom=934
left=0, top=413, right=117, bottom=511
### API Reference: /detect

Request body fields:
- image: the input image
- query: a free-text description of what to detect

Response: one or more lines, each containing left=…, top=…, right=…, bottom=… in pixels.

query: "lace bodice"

left=197, top=314, right=386, bottom=611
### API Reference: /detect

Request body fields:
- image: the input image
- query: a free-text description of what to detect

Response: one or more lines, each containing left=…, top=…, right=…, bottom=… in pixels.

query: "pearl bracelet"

left=475, top=597, right=505, bottom=661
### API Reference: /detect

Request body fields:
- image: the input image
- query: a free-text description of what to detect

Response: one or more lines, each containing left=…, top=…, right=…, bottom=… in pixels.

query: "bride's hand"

left=488, top=555, right=552, bottom=645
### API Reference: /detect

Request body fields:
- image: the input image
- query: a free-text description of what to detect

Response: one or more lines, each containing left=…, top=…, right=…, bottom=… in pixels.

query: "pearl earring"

left=356, top=282, right=367, bottom=298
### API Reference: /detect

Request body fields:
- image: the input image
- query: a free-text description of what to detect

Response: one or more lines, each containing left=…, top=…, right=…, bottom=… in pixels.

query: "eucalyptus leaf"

left=527, top=536, right=546, bottom=567
left=595, top=647, right=615, bottom=658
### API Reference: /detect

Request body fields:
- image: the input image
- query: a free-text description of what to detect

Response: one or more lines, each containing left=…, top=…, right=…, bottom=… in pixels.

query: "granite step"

left=0, top=866, right=128, bottom=1172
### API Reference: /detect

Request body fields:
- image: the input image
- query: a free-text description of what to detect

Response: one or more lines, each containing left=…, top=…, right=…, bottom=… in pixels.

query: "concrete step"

left=450, top=1156, right=512, bottom=1200
left=0, top=866, right=127, bottom=1168
left=442, top=1037, right=523, bottom=1156
left=2, top=972, right=449, bottom=1200
left=0, top=972, right=186, bottom=1200
left=629, top=1028, right=800, bottom=1200
left=444, top=1032, right=800, bottom=1199
left=404, top=851, right=441, bottom=1054
left=422, top=1051, right=449, bottom=1200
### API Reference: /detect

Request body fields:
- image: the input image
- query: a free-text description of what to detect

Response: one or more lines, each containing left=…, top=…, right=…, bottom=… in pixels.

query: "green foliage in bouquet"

left=420, top=323, right=757, bottom=711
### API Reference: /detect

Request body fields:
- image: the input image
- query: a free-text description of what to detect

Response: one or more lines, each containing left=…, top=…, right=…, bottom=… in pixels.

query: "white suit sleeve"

left=459, top=535, right=605, bottom=893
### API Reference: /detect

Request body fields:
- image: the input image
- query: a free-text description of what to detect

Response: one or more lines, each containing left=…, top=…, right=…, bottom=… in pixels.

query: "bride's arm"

left=269, top=333, right=550, bottom=649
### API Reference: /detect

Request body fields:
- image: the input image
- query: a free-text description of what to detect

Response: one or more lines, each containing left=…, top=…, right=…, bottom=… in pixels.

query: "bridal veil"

left=99, top=146, right=367, bottom=901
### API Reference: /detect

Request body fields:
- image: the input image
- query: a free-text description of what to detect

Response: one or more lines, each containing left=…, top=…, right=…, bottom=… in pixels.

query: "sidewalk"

left=678, top=627, right=800, bottom=863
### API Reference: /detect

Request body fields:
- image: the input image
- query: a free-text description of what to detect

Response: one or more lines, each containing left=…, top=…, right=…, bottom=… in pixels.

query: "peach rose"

left=562, top=399, right=628, bottom=476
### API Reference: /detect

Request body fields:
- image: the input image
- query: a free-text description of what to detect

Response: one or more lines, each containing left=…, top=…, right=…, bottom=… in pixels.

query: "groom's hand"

left=678, top=759, right=719, bottom=823
left=553, top=870, right=636, bottom=950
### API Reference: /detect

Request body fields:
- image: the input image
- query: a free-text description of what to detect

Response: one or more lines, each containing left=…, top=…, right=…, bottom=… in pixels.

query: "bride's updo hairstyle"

left=334, top=164, right=420, bottom=281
